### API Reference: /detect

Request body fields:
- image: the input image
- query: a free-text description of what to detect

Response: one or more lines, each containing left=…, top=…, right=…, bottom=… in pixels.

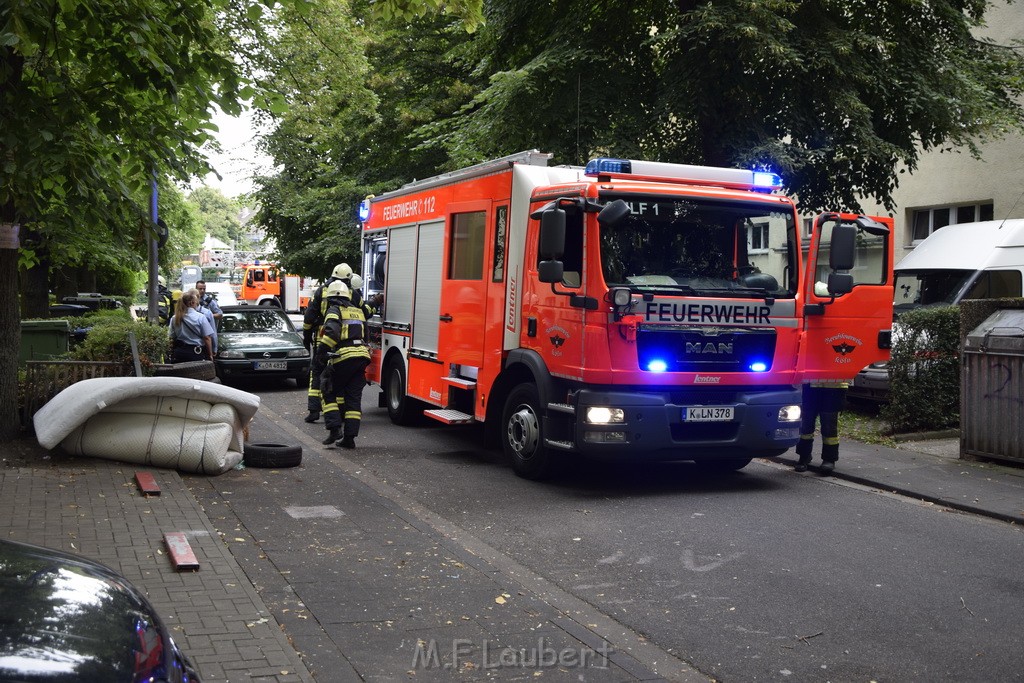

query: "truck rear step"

left=424, top=408, right=474, bottom=425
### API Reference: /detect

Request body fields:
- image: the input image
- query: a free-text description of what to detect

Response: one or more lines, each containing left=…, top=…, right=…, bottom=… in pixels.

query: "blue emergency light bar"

left=585, top=157, right=783, bottom=192
left=358, top=199, right=371, bottom=222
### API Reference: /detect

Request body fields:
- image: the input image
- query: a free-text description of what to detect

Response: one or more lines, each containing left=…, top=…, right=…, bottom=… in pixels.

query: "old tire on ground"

left=153, top=360, right=218, bottom=381
left=502, top=382, right=554, bottom=480
left=244, top=442, right=302, bottom=468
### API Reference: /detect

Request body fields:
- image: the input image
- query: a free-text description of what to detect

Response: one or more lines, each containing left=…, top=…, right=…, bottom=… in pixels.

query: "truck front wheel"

left=502, top=383, right=554, bottom=480
left=384, top=358, right=419, bottom=425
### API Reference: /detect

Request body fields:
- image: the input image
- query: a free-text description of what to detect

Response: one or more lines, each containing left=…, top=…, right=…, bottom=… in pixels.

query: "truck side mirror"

left=539, top=207, right=566, bottom=260
left=829, top=223, right=856, bottom=270
left=827, top=272, right=854, bottom=295
left=597, top=199, right=630, bottom=228
left=538, top=260, right=564, bottom=284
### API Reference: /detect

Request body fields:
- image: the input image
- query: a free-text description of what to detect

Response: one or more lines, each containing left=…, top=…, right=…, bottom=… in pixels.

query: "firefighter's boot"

left=304, top=411, right=320, bottom=423
left=819, top=439, right=839, bottom=475
left=337, top=436, right=356, bottom=449
left=794, top=434, right=814, bottom=472
left=322, top=428, right=341, bottom=445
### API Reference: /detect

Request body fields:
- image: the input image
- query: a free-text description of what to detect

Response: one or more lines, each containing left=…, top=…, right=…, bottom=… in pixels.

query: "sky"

left=198, top=107, right=271, bottom=199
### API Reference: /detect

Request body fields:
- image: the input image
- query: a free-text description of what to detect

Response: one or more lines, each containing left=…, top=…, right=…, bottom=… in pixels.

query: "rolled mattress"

left=33, top=377, right=261, bottom=475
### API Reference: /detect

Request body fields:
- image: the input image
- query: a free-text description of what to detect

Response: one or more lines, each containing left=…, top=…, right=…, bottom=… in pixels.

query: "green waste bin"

left=20, top=320, right=71, bottom=365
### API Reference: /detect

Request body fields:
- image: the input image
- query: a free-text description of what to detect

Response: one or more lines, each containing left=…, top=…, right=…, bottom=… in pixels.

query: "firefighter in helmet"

left=156, top=275, right=173, bottom=326
left=302, top=263, right=366, bottom=423
left=316, top=280, right=371, bottom=448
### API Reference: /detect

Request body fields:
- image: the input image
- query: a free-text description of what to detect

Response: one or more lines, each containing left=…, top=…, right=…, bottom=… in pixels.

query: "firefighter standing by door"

left=302, top=263, right=365, bottom=423
left=316, top=281, right=371, bottom=448
left=794, top=379, right=849, bottom=474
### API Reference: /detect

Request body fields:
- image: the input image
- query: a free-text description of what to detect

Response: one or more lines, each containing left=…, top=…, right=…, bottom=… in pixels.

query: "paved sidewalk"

left=0, top=445, right=315, bottom=683
left=772, top=435, right=1024, bottom=525
left=3, top=416, right=1023, bottom=682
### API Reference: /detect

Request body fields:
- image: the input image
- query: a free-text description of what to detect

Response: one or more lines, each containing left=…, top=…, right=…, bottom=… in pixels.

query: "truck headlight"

left=778, top=405, right=801, bottom=422
left=585, top=407, right=625, bottom=424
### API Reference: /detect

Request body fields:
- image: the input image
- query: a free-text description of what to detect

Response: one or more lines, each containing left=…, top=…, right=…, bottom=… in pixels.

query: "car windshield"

left=598, top=194, right=796, bottom=297
left=893, top=269, right=973, bottom=314
left=219, top=310, right=293, bottom=333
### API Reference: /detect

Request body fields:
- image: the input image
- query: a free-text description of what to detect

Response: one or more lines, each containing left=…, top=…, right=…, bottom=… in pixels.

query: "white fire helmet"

left=325, top=280, right=350, bottom=299
left=350, top=274, right=362, bottom=290
left=157, top=275, right=166, bottom=286
left=331, top=263, right=353, bottom=280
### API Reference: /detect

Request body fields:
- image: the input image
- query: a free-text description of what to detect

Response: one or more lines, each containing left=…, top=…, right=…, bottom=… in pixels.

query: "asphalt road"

left=189, top=381, right=1024, bottom=682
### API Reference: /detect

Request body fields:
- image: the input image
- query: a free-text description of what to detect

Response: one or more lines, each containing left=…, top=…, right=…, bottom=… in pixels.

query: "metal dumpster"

left=19, top=320, right=71, bottom=366
left=961, top=308, right=1024, bottom=464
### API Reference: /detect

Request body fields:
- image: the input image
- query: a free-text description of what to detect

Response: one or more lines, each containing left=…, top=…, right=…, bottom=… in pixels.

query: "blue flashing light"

left=585, top=158, right=632, bottom=176
left=358, top=199, right=371, bottom=222
left=749, top=361, right=769, bottom=372
left=752, top=171, right=783, bottom=190
left=647, top=359, right=668, bottom=373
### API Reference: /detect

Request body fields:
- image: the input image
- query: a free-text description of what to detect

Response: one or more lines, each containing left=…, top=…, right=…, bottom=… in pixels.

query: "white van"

left=849, top=219, right=1024, bottom=401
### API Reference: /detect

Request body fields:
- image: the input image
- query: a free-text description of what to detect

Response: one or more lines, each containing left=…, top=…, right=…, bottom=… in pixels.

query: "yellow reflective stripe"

left=344, top=410, right=361, bottom=420
left=799, top=434, right=815, bottom=440
left=322, top=403, right=339, bottom=414
left=823, top=437, right=840, bottom=446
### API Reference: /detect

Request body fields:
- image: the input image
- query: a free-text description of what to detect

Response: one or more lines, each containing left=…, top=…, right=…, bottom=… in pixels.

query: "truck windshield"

left=893, top=269, right=973, bottom=314
left=599, top=195, right=796, bottom=297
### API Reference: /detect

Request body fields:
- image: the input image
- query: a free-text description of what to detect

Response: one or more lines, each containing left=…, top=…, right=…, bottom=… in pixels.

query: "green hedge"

left=881, top=306, right=960, bottom=433
left=68, top=315, right=169, bottom=374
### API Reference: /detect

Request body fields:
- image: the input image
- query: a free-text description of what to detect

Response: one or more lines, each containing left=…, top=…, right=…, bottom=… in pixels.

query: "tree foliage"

left=187, top=186, right=244, bottom=247
left=426, top=0, right=1024, bottom=213
left=252, top=0, right=473, bottom=278
left=253, top=0, right=1024, bottom=284
left=0, top=0, right=309, bottom=440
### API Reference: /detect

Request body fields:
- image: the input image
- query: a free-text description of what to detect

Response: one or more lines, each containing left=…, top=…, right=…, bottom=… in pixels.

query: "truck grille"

left=637, top=327, right=777, bottom=373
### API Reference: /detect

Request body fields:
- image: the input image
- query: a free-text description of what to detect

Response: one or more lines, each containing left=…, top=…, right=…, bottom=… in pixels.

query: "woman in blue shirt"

left=168, top=290, right=215, bottom=363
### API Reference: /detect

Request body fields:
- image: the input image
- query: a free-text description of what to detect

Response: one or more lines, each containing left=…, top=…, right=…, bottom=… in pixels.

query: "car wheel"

left=243, top=442, right=302, bottom=468
left=384, top=358, right=420, bottom=425
left=502, top=383, right=554, bottom=480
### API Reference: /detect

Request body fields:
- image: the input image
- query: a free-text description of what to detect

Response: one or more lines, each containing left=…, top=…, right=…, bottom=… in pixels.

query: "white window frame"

left=910, top=202, right=993, bottom=245
left=748, top=220, right=770, bottom=254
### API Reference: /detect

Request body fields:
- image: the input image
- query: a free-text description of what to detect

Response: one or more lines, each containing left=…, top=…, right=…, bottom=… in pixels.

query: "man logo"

left=686, top=342, right=733, bottom=354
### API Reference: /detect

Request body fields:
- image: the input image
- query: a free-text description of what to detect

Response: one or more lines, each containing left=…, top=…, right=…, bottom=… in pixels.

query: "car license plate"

left=683, top=406, right=734, bottom=422
left=254, top=360, right=287, bottom=370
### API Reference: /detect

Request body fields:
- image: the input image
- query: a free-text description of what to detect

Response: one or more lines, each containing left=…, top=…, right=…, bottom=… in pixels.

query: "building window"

left=911, top=202, right=993, bottom=243
left=748, top=220, right=770, bottom=254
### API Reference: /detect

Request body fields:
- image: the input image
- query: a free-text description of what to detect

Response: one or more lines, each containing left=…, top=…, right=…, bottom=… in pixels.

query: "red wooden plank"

left=163, top=532, right=199, bottom=571
left=134, top=472, right=161, bottom=496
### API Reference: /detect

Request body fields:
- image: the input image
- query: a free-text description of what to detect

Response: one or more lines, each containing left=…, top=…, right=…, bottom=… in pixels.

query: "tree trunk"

left=52, top=264, right=79, bottom=304
left=21, top=255, right=50, bottom=320
left=0, top=207, right=23, bottom=441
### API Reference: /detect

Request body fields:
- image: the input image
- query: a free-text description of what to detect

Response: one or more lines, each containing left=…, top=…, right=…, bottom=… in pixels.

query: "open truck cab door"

left=801, top=212, right=895, bottom=382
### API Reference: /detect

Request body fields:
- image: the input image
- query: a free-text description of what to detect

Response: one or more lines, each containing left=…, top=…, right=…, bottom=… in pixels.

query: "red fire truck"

left=234, top=262, right=314, bottom=313
left=359, top=151, right=894, bottom=478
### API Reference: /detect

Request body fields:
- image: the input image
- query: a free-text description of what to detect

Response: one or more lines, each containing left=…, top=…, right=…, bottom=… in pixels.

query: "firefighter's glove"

left=303, top=329, right=314, bottom=351
left=319, top=367, right=333, bottom=396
